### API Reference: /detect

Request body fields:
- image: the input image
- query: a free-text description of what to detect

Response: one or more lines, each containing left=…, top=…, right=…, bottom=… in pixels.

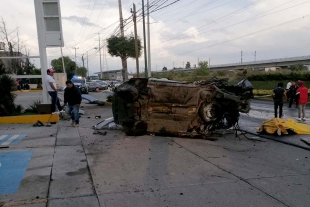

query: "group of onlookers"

left=273, top=80, right=309, bottom=121
left=16, top=78, right=30, bottom=90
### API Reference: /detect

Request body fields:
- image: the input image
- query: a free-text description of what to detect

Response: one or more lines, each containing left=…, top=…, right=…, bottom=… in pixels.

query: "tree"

left=194, top=61, right=209, bottom=77
left=290, top=64, right=308, bottom=71
left=51, top=56, right=77, bottom=79
left=0, top=17, right=26, bottom=74
left=0, top=75, right=22, bottom=116
left=107, top=35, right=142, bottom=81
left=0, top=59, right=5, bottom=75
left=185, top=61, right=191, bottom=69
left=76, top=66, right=87, bottom=77
left=162, top=66, right=167, bottom=71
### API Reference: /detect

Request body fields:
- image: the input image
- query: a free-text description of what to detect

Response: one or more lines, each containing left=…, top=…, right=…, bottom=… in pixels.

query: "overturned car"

left=112, top=78, right=253, bottom=138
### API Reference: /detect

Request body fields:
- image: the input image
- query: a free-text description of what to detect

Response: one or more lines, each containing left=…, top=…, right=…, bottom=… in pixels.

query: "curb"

left=0, top=114, right=59, bottom=124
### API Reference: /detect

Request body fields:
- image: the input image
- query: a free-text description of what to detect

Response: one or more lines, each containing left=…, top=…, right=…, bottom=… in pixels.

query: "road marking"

left=0, top=135, right=8, bottom=141
left=1, top=135, right=19, bottom=146
left=0, top=135, right=26, bottom=146
left=0, top=151, right=33, bottom=195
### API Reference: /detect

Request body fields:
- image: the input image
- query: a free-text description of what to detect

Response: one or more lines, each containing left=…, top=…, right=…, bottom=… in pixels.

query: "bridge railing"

left=210, top=55, right=310, bottom=68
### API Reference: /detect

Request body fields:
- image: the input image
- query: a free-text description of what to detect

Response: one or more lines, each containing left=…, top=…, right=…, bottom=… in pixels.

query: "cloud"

left=62, top=15, right=97, bottom=27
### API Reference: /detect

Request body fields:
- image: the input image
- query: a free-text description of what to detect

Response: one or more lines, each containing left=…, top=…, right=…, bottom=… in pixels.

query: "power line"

left=153, top=13, right=310, bottom=60
left=154, top=0, right=306, bottom=46
left=76, top=0, right=93, bottom=38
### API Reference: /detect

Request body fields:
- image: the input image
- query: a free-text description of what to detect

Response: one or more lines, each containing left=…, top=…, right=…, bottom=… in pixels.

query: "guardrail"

left=210, top=55, right=310, bottom=68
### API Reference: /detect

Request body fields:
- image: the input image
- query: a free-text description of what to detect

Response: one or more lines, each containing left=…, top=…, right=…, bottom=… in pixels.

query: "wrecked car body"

left=112, top=78, right=253, bottom=138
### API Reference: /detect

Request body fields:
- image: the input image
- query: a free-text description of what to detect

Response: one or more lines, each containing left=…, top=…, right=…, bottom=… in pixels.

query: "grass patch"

left=21, top=111, right=38, bottom=116
left=250, top=81, right=290, bottom=90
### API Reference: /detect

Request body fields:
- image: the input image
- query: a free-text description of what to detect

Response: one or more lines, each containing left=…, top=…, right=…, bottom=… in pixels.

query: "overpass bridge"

left=156, top=56, right=310, bottom=74
left=210, top=55, right=310, bottom=70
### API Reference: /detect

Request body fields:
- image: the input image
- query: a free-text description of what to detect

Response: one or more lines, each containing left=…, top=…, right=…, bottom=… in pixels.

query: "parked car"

left=71, top=77, right=89, bottom=94
left=97, top=81, right=109, bottom=90
left=109, top=80, right=122, bottom=90
left=88, top=82, right=106, bottom=92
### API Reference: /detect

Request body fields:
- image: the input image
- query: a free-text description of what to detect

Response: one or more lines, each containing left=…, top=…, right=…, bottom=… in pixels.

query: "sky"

left=0, top=0, right=310, bottom=75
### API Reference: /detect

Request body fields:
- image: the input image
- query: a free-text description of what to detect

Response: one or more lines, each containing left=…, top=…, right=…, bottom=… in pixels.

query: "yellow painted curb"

left=0, top=114, right=59, bottom=124
left=19, top=90, right=43, bottom=92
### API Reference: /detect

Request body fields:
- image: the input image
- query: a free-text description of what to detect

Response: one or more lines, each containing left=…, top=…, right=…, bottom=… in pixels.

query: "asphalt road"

left=1, top=106, right=310, bottom=207
left=239, top=99, right=310, bottom=150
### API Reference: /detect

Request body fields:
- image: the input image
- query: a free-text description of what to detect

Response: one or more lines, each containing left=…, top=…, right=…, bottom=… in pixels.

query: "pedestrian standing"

left=273, top=83, right=287, bottom=118
left=288, top=81, right=299, bottom=108
left=296, top=81, right=308, bottom=121
left=286, top=81, right=292, bottom=90
left=46, top=69, right=62, bottom=113
left=64, top=80, right=82, bottom=127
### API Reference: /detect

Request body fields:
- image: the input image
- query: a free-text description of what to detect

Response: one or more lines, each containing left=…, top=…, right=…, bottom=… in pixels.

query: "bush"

left=24, top=100, right=41, bottom=113
left=248, top=72, right=310, bottom=81
left=106, top=95, right=113, bottom=103
left=0, top=75, right=23, bottom=116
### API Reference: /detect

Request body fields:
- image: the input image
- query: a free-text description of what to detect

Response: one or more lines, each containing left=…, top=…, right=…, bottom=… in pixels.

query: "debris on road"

left=33, top=120, right=44, bottom=127
left=93, top=131, right=107, bottom=136
left=301, top=138, right=310, bottom=145
left=82, top=94, right=105, bottom=106
left=93, top=117, right=122, bottom=130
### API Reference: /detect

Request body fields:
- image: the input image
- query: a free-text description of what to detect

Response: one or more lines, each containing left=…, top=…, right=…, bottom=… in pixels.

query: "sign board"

left=34, top=0, right=64, bottom=47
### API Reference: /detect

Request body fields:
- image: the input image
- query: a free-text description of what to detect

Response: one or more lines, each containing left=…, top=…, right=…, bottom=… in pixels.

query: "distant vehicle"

left=97, top=81, right=109, bottom=90
left=107, top=80, right=122, bottom=90
left=71, top=76, right=89, bottom=94
left=88, top=82, right=106, bottom=92
left=89, top=74, right=99, bottom=81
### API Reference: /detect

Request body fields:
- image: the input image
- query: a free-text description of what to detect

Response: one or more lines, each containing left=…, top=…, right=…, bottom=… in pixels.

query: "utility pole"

left=60, top=47, right=66, bottom=74
left=82, top=55, right=85, bottom=68
left=147, top=0, right=151, bottom=77
left=87, top=51, right=89, bottom=78
left=241, top=51, right=243, bottom=63
left=209, top=58, right=211, bottom=66
left=73, top=47, right=79, bottom=74
left=254, top=51, right=257, bottom=61
left=118, top=0, right=124, bottom=37
left=118, top=0, right=128, bottom=81
left=95, top=33, right=102, bottom=79
left=142, top=0, right=148, bottom=78
left=132, top=3, right=140, bottom=78
left=198, top=58, right=199, bottom=65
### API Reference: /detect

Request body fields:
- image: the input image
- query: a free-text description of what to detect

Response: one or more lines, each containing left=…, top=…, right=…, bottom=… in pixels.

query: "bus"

left=89, top=74, right=99, bottom=81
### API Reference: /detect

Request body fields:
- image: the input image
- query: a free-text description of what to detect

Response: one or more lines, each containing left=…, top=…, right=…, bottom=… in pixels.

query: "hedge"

left=248, top=72, right=310, bottom=81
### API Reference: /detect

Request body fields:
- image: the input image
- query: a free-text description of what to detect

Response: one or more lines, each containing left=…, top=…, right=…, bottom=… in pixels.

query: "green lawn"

left=250, top=80, right=290, bottom=90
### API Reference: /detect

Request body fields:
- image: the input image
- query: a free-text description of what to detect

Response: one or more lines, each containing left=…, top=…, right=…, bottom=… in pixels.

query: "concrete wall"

left=54, top=73, right=67, bottom=88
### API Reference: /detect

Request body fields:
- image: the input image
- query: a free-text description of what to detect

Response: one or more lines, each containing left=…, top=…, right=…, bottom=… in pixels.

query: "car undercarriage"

left=112, top=78, right=253, bottom=138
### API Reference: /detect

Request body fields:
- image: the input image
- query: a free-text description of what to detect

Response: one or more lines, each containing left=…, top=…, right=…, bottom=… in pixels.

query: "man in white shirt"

left=286, top=81, right=292, bottom=90
left=46, top=69, right=62, bottom=113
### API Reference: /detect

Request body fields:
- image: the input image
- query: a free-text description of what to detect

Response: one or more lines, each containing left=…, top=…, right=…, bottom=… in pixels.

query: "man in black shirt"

left=288, top=81, right=299, bottom=108
left=273, top=83, right=287, bottom=118
left=64, top=80, right=82, bottom=127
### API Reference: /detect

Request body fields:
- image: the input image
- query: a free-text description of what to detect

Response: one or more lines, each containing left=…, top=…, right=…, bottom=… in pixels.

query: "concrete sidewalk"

left=0, top=105, right=310, bottom=207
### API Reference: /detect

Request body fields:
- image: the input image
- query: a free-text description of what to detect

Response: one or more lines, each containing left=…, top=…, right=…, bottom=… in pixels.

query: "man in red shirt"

left=296, top=81, right=308, bottom=121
